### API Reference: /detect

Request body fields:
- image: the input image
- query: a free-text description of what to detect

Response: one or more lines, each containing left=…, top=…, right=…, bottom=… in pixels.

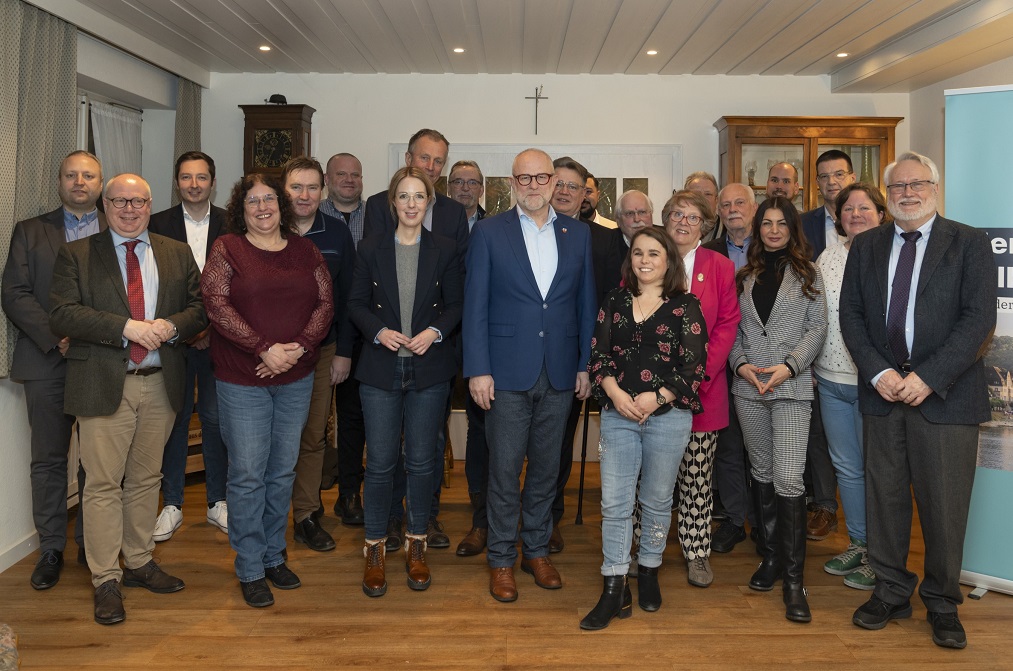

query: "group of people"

left=2, top=133, right=994, bottom=651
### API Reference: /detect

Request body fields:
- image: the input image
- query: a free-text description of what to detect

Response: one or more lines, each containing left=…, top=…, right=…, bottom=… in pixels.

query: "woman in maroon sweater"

left=201, top=173, right=333, bottom=608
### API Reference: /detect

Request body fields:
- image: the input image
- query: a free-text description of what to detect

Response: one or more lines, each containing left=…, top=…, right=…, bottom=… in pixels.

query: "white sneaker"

left=153, top=506, right=182, bottom=542
left=206, top=501, right=228, bottom=534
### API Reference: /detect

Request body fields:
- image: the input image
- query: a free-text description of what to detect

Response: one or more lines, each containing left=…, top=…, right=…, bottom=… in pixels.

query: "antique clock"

left=239, top=104, right=315, bottom=174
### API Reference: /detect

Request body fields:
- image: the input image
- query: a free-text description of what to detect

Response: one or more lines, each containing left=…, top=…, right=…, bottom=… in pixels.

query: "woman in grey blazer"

left=729, top=196, right=827, bottom=623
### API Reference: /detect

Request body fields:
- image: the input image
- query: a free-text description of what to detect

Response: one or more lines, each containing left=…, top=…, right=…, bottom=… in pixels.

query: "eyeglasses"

left=668, top=211, right=703, bottom=226
left=244, top=194, right=277, bottom=208
left=107, top=197, right=150, bottom=209
left=448, top=178, right=481, bottom=188
left=513, top=173, right=552, bottom=186
left=396, top=192, right=428, bottom=203
left=886, top=180, right=935, bottom=194
left=840, top=204, right=878, bottom=215
left=619, top=209, right=651, bottom=219
left=554, top=181, right=584, bottom=193
left=816, top=170, right=852, bottom=183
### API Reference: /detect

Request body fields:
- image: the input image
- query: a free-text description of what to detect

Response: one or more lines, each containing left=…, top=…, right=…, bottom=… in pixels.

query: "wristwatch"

left=656, top=390, right=668, bottom=406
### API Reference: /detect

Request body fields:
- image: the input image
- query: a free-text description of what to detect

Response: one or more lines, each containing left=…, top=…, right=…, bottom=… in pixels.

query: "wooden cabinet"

left=713, top=116, right=903, bottom=212
left=239, top=104, right=315, bottom=175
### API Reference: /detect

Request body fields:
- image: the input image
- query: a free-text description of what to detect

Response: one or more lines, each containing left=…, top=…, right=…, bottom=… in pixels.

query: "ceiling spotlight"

left=646, top=49, right=658, bottom=56
left=453, top=47, right=465, bottom=53
left=259, top=45, right=271, bottom=52
left=836, top=52, right=849, bottom=58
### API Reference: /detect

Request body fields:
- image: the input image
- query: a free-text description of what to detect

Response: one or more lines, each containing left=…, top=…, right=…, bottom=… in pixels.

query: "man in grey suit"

left=841, top=152, right=996, bottom=649
left=2, top=150, right=105, bottom=590
left=50, top=173, right=207, bottom=625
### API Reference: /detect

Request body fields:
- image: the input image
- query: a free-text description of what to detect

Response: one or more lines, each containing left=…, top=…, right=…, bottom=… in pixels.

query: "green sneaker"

left=844, top=563, right=877, bottom=590
left=823, top=538, right=867, bottom=575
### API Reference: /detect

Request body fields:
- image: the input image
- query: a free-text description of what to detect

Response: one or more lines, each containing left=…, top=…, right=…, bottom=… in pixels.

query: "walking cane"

left=575, top=399, right=590, bottom=525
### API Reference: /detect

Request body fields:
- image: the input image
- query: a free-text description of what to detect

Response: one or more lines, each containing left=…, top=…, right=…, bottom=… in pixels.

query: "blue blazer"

left=463, top=208, right=597, bottom=393
left=801, top=206, right=828, bottom=260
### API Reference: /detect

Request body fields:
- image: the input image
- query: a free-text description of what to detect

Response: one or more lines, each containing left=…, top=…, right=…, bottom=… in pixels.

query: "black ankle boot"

left=637, top=565, right=662, bottom=611
left=749, top=481, right=780, bottom=591
left=778, top=494, right=811, bottom=623
left=579, top=575, right=632, bottom=630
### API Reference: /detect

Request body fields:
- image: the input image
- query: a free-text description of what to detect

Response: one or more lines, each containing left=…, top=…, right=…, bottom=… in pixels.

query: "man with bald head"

left=465, top=148, right=596, bottom=602
left=50, top=173, right=207, bottom=625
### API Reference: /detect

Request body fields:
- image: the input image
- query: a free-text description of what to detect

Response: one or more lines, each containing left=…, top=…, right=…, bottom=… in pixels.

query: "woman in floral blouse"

left=579, top=226, right=707, bottom=631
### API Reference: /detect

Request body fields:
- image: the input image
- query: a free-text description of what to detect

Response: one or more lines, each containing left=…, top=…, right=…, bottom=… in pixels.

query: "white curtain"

left=90, top=99, right=142, bottom=178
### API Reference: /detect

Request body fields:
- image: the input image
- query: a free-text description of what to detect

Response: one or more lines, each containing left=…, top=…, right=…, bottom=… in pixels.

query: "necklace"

left=634, top=293, right=664, bottom=323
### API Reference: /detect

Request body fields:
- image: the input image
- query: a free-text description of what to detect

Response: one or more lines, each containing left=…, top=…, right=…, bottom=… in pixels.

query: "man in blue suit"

left=465, top=148, right=597, bottom=602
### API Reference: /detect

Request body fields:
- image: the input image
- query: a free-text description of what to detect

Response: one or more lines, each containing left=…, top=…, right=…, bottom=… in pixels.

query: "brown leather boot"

left=362, top=541, right=387, bottom=597
left=405, top=536, right=431, bottom=591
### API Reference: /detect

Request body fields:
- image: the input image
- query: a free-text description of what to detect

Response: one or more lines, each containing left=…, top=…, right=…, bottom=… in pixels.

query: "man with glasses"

left=841, top=152, right=994, bottom=649
left=581, top=174, right=617, bottom=230
left=448, top=160, right=486, bottom=232
left=465, top=148, right=596, bottom=602
left=803, top=150, right=855, bottom=259
left=49, top=173, right=207, bottom=625
left=148, top=151, right=228, bottom=543
left=2, top=150, right=105, bottom=589
left=685, top=171, right=721, bottom=242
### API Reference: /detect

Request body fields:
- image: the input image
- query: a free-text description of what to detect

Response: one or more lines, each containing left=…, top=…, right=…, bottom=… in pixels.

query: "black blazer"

left=588, top=222, right=627, bottom=309
left=363, top=190, right=468, bottom=264
left=348, top=228, right=463, bottom=391
left=702, top=237, right=729, bottom=258
left=839, top=216, right=996, bottom=424
left=801, top=206, right=829, bottom=261
left=148, top=203, right=227, bottom=261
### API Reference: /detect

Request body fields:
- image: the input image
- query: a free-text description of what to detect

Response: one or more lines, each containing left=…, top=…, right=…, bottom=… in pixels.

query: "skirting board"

left=0, top=531, right=38, bottom=575
left=960, top=570, right=1013, bottom=597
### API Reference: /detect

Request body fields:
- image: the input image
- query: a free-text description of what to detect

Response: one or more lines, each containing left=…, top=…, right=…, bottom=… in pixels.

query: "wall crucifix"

left=524, top=85, right=549, bottom=135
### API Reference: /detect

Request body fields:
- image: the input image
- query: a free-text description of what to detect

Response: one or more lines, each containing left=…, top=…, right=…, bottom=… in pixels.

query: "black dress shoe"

left=241, top=578, right=274, bottom=608
left=265, top=563, right=301, bottom=590
left=927, top=611, right=967, bottom=649
left=336, top=493, right=364, bottom=525
left=385, top=518, right=404, bottom=553
left=94, top=579, right=125, bottom=625
left=711, top=522, right=747, bottom=554
left=852, top=595, right=912, bottom=630
left=294, top=516, right=336, bottom=552
left=31, top=549, right=64, bottom=590
left=426, top=518, right=450, bottom=549
left=548, top=525, right=564, bottom=554
left=122, top=560, right=185, bottom=593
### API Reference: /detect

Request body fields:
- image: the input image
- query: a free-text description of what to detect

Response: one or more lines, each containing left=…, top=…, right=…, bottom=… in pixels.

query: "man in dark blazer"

left=363, top=129, right=468, bottom=550
left=840, top=152, right=995, bottom=649
left=465, top=148, right=597, bottom=602
left=50, top=173, right=207, bottom=625
left=147, top=151, right=228, bottom=543
left=2, top=150, right=105, bottom=590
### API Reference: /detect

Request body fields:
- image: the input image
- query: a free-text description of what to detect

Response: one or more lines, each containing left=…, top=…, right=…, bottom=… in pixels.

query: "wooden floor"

left=2, top=463, right=1011, bottom=670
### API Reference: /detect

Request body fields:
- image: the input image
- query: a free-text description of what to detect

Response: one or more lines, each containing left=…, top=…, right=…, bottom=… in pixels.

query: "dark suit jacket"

left=839, top=216, right=996, bottom=424
left=348, top=228, right=462, bottom=390
left=2, top=207, right=106, bottom=381
left=703, top=237, right=729, bottom=259
left=363, top=190, right=468, bottom=263
left=49, top=229, right=207, bottom=417
left=588, top=222, right=627, bottom=309
left=147, top=203, right=227, bottom=263
left=464, top=209, right=597, bottom=392
left=801, top=206, right=829, bottom=260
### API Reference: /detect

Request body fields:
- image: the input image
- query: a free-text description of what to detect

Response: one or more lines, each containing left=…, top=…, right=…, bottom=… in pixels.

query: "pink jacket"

left=689, top=247, right=740, bottom=432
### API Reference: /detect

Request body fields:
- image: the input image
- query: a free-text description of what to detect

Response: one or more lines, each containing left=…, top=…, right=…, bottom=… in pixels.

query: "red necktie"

left=124, top=240, right=147, bottom=364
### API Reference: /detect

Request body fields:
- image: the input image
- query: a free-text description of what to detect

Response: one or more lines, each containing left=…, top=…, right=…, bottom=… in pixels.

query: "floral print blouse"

left=589, top=287, right=708, bottom=416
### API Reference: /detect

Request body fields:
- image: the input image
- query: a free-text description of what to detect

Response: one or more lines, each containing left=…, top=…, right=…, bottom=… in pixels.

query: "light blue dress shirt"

left=725, top=234, right=751, bottom=271
left=517, top=205, right=559, bottom=299
left=63, top=208, right=100, bottom=242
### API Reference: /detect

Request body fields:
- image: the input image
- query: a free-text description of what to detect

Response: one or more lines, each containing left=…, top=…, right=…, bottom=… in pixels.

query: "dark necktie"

left=886, top=231, right=921, bottom=366
left=124, top=240, right=147, bottom=364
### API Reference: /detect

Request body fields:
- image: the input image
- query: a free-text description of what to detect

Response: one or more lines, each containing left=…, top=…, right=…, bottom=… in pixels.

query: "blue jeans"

left=161, top=347, right=228, bottom=506
left=485, top=367, right=572, bottom=567
left=218, top=374, right=312, bottom=582
left=815, top=374, right=866, bottom=541
left=360, top=358, right=449, bottom=540
left=599, top=407, right=692, bottom=575
left=389, top=378, right=454, bottom=523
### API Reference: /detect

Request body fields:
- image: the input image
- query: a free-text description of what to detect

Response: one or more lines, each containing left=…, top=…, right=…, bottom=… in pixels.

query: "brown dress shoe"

left=122, top=560, right=185, bottom=593
left=521, top=556, right=562, bottom=589
left=455, top=527, right=488, bottom=557
left=548, top=525, right=564, bottom=553
left=806, top=507, right=838, bottom=540
left=362, top=542, right=387, bottom=597
left=489, top=566, right=518, bottom=602
left=405, top=536, right=431, bottom=590
left=94, top=579, right=125, bottom=625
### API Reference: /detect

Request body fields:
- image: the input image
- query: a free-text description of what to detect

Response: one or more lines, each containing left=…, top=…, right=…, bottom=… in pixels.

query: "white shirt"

left=822, top=206, right=844, bottom=250
left=517, top=205, right=559, bottom=299
left=183, top=203, right=211, bottom=271
left=682, top=241, right=700, bottom=288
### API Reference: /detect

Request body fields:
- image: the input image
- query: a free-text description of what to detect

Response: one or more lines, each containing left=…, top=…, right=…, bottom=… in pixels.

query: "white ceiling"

left=27, top=0, right=1013, bottom=92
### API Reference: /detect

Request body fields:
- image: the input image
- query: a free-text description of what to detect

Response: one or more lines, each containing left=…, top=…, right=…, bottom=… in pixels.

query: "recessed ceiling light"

left=836, top=52, right=849, bottom=58
left=453, top=47, right=465, bottom=53
left=646, top=49, right=658, bottom=56
left=259, top=45, right=271, bottom=52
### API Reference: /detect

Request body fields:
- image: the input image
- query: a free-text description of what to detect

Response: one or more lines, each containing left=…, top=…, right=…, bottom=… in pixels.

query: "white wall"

left=0, top=379, right=37, bottom=573
left=202, top=73, right=910, bottom=205
left=909, top=55, right=1013, bottom=214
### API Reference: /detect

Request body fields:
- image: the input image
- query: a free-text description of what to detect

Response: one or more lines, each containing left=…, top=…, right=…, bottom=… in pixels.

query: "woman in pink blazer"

left=662, top=190, right=741, bottom=588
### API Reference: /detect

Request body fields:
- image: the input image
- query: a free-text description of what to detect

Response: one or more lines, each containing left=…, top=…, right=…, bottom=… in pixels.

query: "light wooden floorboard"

left=2, top=463, right=1011, bottom=669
